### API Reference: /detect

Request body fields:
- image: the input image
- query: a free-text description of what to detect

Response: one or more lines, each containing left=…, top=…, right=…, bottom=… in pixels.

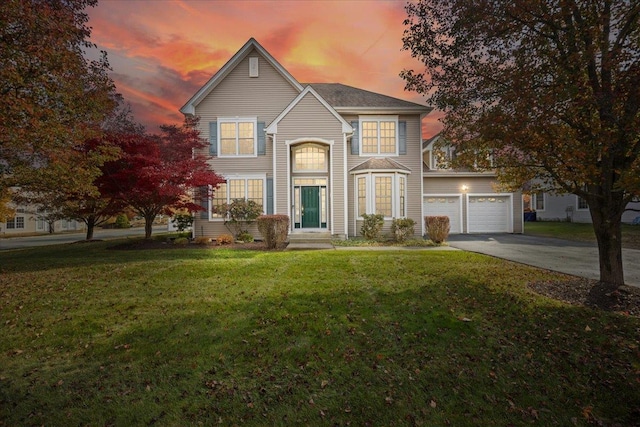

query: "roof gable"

left=266, top=86, right=352, bottom=134
left=180, top=38, right=304, bottom=115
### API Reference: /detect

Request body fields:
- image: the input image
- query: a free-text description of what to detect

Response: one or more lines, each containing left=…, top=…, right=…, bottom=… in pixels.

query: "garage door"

left=467, top=195, right=511, bottom=232
left=423, top=196, right=462, bottom=233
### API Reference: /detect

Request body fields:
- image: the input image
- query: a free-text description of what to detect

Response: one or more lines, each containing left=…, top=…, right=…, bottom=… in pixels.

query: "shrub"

left=216, top=199, right=263, bottom=238
left=425, top=216, right=450, bottom=243
left=193, top=236, right=211, bottom=245
left=171, top=213, right=193, bottom=233
left=173, top=237, right=189, bottom=246
left=257, top=215, right=289, bottom=249
left=391, top=218, right=416, bottom=242
left=216, top=234, right=234, bottom=245
left=114, top=214, right=130, bottom=229
left=360, top=213, right=384, bottom=241
left=237, top=232, right=254, bottom=243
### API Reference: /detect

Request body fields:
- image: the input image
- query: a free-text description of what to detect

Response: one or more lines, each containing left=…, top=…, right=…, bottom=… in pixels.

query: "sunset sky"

left=86, top=0, right=443, bottom=138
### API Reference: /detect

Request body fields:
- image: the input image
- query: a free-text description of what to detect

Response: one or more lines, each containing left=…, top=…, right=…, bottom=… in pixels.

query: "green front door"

left=301, top=186, right=320, bottom=228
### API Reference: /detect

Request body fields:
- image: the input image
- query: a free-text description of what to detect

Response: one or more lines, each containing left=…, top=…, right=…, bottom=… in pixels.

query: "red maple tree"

left=100, top=117, right=224, bottom=238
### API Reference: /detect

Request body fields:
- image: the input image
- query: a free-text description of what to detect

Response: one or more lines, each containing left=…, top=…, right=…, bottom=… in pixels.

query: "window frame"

left=217, top=117, right=258, bottom=158
left=533, top=192, right=545, bottom=211
left=355, top=172, right=408, bottom=220
left=358, top=116, right=399, bottom=157
left=292, top=143, right=328, bottom=173
left=209, top=175, right=266, bottom=220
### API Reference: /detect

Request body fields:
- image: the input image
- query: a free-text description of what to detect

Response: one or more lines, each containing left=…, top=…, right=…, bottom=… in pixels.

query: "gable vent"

left=249, top=57, right=259, bottom=77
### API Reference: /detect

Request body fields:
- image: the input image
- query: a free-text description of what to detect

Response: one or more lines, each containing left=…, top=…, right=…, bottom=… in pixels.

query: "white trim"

left=285, top=137, right=334, bottom=147
left=343, top=133, right=349, bottom=238
left=465, top=193, right=513, bottom=233
left=266, top=86, right=352, bottom=134
left=181, top=38, right=303, bottom=115
left=330, top=143, right=335, bottom=235
left=217, top=117, right=258, bottom=158
left=358, top=115, right=399, bottom=157
left=422, top=194, right=463, bottom=234
left=272, top=134, right=277, bottom=214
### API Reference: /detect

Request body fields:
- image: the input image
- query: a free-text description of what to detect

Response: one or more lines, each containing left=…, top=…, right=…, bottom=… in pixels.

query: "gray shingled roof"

left=307, top=83, right=429, bottom=111
left=350, top=157, right=412, bottom=173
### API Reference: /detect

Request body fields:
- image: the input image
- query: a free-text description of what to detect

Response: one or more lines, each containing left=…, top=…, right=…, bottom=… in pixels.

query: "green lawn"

left=1, top=241, right=639, bottom=426
left=525, top=221, right=640, bottom=249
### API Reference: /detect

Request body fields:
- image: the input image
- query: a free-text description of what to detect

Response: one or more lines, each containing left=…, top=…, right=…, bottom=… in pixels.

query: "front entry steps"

left=286, top=232, right=334, bottom=250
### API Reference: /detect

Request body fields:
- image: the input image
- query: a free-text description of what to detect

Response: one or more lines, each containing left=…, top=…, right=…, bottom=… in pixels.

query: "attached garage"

left=423, top=195, right=462, bottom=233
left=467, top=194, right=512, bottom=233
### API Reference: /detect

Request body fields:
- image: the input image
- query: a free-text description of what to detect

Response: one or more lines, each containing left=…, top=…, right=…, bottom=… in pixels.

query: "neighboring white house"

left=524, top=191, right=640, bottom=224
left=0, top=202, right=84, bottom=235
left=180, top=38, right=523, bottom=240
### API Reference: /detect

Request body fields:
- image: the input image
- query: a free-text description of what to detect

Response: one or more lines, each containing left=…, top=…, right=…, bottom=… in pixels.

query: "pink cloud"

left=87, top=0, right=442, bottom=138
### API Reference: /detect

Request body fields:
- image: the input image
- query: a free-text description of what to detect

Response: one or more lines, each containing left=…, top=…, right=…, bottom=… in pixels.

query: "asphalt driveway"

left=447, top=234, right=640, bottom=288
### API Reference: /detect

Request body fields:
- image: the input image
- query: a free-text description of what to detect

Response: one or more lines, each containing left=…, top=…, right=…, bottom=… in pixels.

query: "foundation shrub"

left=391, top=218, right=416, bottom=242
left=173, top=237, right=189, bottom=246
left=425, top=216, right=450, bottom=243
left=217, top=233, right=234, bottom=245
left=257, top=215, right=289, bottom=249
left=194, top=237, right=211, bottom=245
left=361, top=213, right=384, bottom=241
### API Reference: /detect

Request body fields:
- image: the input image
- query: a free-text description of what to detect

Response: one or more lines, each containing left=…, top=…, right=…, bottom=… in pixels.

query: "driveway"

left=447, top=234, right=640, bottom=288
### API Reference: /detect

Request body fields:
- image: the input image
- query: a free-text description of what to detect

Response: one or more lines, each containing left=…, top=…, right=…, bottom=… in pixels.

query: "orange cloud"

left=87, top=0, right=442, bottom=137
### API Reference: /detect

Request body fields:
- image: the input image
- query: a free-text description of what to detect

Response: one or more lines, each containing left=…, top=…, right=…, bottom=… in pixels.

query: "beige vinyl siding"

left=193, top=47, right=300, bottom=162
left=190, top=48, right=301, bottom=238
left=347, top=114, right=423, bottom=238
left=274, top=92, right=347, bottom=236
left=422, top=176, right=523, bottom=233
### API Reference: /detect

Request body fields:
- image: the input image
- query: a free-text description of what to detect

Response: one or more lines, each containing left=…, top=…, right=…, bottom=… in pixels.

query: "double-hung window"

left=211, top=176, right=265, bottom=219
left=360, top=117, right=398, bottom=156
left=219, top=118, right=257, bottom=157
left=355, top=173, right=407, bottom=219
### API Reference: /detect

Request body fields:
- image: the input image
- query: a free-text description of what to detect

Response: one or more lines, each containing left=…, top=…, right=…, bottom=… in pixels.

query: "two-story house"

left=181, top=38, right=522, bottom=240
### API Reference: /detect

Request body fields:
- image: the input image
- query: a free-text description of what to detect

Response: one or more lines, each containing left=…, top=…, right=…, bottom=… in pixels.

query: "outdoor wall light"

left=461, top=184, right=469, bottom=192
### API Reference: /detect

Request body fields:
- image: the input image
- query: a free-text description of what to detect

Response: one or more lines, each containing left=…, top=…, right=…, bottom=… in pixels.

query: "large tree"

left=100, top=118, right=225, bottom=239
left=402, top=0, right=640, bottom=287
left=0, top=0, right=116, bottom=204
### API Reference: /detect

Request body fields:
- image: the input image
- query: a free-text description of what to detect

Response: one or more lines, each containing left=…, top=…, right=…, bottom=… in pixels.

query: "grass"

left=1, top=241, right=639, bottom=426
left=525, top=221, right=640, bottom=249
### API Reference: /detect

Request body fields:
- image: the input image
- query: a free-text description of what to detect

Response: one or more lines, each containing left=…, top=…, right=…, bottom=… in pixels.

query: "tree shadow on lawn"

left=0, top=238, right=268, bottom=274
left=2, top=281, right=639, bottom=426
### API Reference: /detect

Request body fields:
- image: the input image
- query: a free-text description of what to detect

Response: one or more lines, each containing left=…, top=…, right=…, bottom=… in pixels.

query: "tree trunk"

left=590, top=205, right=625, bottom=288
left=144, top=215, right=154, bottom=239
left=85, top=217, right=95, bottom=240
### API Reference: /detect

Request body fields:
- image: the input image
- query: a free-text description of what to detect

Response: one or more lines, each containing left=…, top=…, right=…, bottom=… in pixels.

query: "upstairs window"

left=360, top=117, right=398, bottom=156
left=219, top=119, right=256, bottom=157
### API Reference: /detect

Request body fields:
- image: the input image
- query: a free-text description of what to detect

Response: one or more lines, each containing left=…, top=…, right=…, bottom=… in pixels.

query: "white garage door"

left=423, top=196, right=462, bottom=233
left=467, top=195, right=511, bottom=233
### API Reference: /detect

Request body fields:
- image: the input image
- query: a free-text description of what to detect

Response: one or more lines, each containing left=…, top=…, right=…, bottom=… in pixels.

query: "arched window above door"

left=292, top=143, right=328, bottom=172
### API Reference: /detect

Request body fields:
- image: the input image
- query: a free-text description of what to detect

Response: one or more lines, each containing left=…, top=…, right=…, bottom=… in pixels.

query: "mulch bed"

left=528, top=278, right=640, bottom=317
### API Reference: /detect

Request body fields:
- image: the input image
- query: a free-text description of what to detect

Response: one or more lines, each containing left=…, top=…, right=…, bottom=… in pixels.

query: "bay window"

left=355, top=173, right=407, bottom=219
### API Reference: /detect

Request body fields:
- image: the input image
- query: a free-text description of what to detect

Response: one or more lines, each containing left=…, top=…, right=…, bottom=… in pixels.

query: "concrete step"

left=288, top=232, right=332, bottom=242
left=286, top=232, right=333, bottom=250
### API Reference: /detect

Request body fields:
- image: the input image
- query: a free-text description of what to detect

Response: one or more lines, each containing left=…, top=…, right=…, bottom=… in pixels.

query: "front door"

left=301, top=186, right=320, bottom=228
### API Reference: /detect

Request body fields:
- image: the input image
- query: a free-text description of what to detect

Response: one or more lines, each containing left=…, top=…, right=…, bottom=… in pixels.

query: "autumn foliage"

left=402, top=0, right=640, bottom=286
left=99, top=117, right=224, bottom=238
